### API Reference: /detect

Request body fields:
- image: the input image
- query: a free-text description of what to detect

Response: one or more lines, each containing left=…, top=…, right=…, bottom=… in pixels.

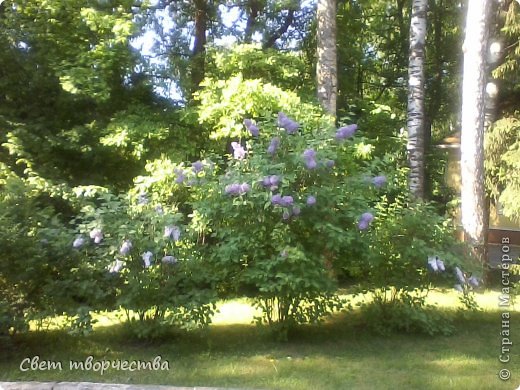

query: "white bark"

left=316, top=0, right=337, bottom=116
left=460, top=0, right=492, bottom=268
left=406, top=0, right=428, bottom=199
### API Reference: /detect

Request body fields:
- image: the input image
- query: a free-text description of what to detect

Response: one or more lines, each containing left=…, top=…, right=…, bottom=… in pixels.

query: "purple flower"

left=89, top=228, right=103, bottom=244
left=427, top=256, right=445, bottom=272
left=372, top=175, right=387, bottom=188
left=358, top=212, right=374, bottom=230
left=119, top=240, right=133, bottom=256
left=306, top=195, right=316, bottom=206
left=192, top=161, right=204, bottom=174
left=225, top=183, right=241, bottom=196
left=109, top=260, right=125, bottom=273
left=239, top=183, right=251, bottom=194
left=336, top=124, right=358, bottom=140
left=72, top=236, right=85, bottom=249
left=231, top=142, right=247, bottom=160
left=455, top=267, right=466, bottom=284
left=305, top=158, right=317, bottom=169
left=303, top=149, right=317, bottom=169
left=277, top=112, right=299, bottom=134
left=303, top=149, right=316, bottom=160
left=162, top=255, right=177, bottom=264
left=262, top=175, right=281, bottom=190
left=454, top=284, right=464, bottom=293
left=164, top=225, right=181, bottom=241
left=244, top=119, right=259, bottom=137
left=436, top=259, right=445, bottom=272
left=225, top=182, right=250, bottom=196
left=427, top=256, right=439, bottom=272
left=280, top=195, right=294, bottom=207
left=142, top=251, right=153, bottom=268
left=325, top=159, right=335, bottom=168
left=174, top=168, right=186, bottom=184
left=468, top=276, right=480, bottom=287
left=271, top=194, right=282, bottom=205
left=282, top=210, right=291, bottom=220
left=292, top=206, right=301, bottom=216
left=155, top=204, right=164, bottom=215
left=267, top=137, right=280, bottom=155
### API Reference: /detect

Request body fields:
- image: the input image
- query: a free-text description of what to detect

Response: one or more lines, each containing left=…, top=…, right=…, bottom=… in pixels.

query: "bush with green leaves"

left=0, top=167, right=115, bottom=336
left=70, top=189, right=217, bottom=339
left=180, top=112, right=388, bottom=337
left=351, top=189, right=478, bottom=335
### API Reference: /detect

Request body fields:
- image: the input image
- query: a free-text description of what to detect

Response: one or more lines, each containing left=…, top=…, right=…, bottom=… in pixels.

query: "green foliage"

left=351, top=192, right=471, bottom=335
left=100, top=104, right=205, bottom=164
left=484, top=115, right=520, bottom=222
left=361, top=289, right=455, bottom=336
left=185, top=111, right=385, bottom=336
left=205, top=44, right=313, bottom=96
left=195, top=75, right=323, bottom=140
left=0, top=166, right=115, bottom=336
left=71, top=190, right=217, bottom=339
left=3, top=0, right=138, bottom=101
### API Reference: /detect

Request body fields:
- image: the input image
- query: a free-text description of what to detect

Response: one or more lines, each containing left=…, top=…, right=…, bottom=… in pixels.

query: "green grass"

left=0, top=290, right=518, bottom=390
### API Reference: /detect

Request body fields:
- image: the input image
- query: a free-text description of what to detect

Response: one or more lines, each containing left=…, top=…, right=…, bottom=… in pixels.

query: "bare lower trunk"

left=316, top=0, right=337, bottom=117
left=406, top=0, right=428, bottom=200
left=190, top=0, right=208, bottom=93
left=460, top=0, right=491, bottom=273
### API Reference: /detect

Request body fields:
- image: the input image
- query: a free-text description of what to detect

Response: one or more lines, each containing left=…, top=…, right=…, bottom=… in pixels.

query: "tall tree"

left=460, top=0, right=492, bottom=273
left=316, top=0, right=337, bottom=116
left=406, top=0, right=427, bottom=200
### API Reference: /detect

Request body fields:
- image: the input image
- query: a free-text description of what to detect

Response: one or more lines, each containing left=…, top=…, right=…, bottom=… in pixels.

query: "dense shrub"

left=71, top=190, right=217, bottom=339
left=179, top=112, right=386, bottom=337
left=0, top=168, right=114, bottom=336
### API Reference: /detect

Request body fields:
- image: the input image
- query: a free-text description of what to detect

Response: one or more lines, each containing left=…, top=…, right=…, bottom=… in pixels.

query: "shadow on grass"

left=1, top=309, right=518, bottom=389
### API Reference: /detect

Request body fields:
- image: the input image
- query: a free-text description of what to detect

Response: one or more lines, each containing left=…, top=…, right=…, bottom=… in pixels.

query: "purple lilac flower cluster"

left=164, top=225, right=181, bottom=241
left=357, top=212, right=374, bottom=230
left=427, top=255, right=445, bottom=272
left=271, top=194, right=301, bottom=220
left=372, top=175, right=387, bottom=188
left=336, top=124, right=357, bottom=140
left=225, top=182, right=251, bottom=196
left=89, top=228, right=103, bottom=244
left=454, top=266, right=480, bottom=292
left=244, top=119, right=259, bottom=137
left=267, top=137, right=280, bottom=155
left=174, top=168, right=186, bottom=184
left=192, top=161, right=204, bottom=174
left=261, top=175, right=280, bottom=191
left=277, top=112, right=299, bottom=134
left=303, top=149, right=317, bottom=169
left=231, top=142, right=247, bottom=160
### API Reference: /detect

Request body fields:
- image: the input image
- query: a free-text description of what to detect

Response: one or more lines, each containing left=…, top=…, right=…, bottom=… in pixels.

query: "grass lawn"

left=0, top=289, right=518, bottom=390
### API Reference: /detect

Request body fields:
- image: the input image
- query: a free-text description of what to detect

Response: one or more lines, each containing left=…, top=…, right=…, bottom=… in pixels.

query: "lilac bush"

left=189, top=112, right=379, bottom=336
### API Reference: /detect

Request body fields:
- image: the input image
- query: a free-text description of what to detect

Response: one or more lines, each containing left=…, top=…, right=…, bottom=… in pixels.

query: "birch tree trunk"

left=406, top=0, right=428, bottom=200
left=460, top=0, right=492, bottom=272
left=316, top=0, right=337, bottom=117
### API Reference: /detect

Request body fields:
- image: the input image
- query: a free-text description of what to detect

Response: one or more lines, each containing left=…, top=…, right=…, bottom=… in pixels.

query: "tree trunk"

left=406, top=0, right=428, bottom=200
left=190, top=0, right=208, bottom=94
left=316, top=0, right=337, bottom=117
left=244, top=0, right=261, bottom=43
left=460, top=0, right=491, bottom=274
